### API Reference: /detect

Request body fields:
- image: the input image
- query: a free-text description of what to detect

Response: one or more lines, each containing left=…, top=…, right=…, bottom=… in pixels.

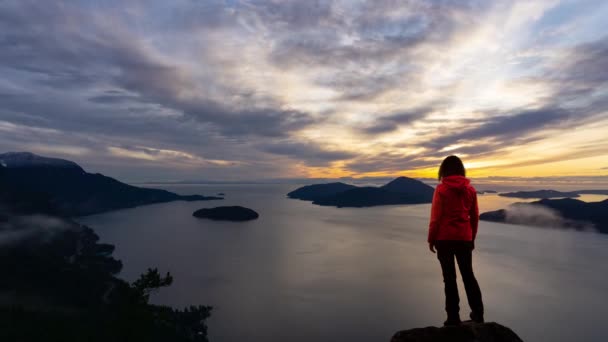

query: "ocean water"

left=79, top=184, right=608, bottom=342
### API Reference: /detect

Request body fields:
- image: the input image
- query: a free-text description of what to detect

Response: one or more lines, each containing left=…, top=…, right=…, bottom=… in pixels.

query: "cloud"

left=265, top=0, right=494, bottom=102
left=424, top=107, right=574, bottom=150
left=344, top=153, right=431, bottom=173
left=267, top=0, right=489, bottom=69
left=359, top=107, right=433, bottom=135
left=0, top=1, right=606, bottom=180
left=257, top=141, right=356, bottom=167
left=0, top=1, right=315, bottom=139
left=107, top=145, right=239, bottom=167
left=408, top=34, right=608, bottom=166
left=548, top=36, right=608, bottom=101
left=88, top=91, right=143, bottom=104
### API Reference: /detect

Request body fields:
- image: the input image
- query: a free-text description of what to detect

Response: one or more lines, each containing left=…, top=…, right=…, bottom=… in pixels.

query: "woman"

left=428, top=155, right=484, bottom=326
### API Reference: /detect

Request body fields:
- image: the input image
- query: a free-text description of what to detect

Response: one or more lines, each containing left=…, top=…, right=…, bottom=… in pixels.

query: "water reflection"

left=79, top=185, right=608, bottom=342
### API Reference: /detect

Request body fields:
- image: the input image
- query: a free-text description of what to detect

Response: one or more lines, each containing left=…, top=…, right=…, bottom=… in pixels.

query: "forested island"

left=193, top=206, right=259, bottom=221
left=498, top=189, right=580, bottom=198
left=288, top=177, right=434, bottom=208
left=498, top=189, right=608, bottom=199
left=480, top=198, right=608, bottom=234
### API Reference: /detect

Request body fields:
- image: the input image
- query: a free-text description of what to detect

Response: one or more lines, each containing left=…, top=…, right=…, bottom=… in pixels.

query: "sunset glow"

left=1, top=1, right=607, bottom=181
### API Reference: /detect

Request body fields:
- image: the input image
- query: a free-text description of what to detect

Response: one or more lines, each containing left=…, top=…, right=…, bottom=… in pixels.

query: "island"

left=499, top=189, right=580, bottom=198
left=287, top=177, right=434, bottom=208
left=575, top=189, right=608, bottom=195
left=0, top=152, right=223, bottom=217
left=287, top=182, right=357, bottom=201
left=480, top=198, right=608, bottom=234
left=391, top=322, right=523, bottom=342
left=193, top=206, right=259, bottom=221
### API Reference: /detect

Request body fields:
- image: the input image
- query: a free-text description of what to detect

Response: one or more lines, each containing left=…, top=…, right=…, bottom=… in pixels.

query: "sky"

left=1, top=0, right=607, bottom=182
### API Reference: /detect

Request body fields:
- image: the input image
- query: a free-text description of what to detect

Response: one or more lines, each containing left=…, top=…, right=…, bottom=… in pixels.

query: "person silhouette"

left=428, top=155, right=484, bottom=326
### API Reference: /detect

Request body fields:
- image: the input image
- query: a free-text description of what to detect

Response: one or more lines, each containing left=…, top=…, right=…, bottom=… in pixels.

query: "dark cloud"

left=425, top=107, right=574, bottom=150
left=88, top=91, right=143, bottom=104
left=257, top=141, right=356, bottom=167
left=175, top=99, right=316, bottom=138
left=359, top=107, right=432, bottom=135
left=549, top=36, right=608, bottom=100
left=344, top=153, right=431, bottom=173
left=0, top=1, right=316, bottom=140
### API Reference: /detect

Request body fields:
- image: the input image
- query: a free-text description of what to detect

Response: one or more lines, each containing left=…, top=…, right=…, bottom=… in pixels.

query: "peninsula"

left=0, top=152, right=222, bottom=217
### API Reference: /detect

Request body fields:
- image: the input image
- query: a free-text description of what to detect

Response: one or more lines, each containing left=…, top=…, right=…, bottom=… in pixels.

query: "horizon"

left=4, top=150, right=608, bottom=190
left=1, top=1, right=608, bottom=181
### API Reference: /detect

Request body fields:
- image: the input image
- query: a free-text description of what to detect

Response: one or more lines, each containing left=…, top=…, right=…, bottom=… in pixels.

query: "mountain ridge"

left=0, top=152, right=84, bottom=171
left=0, top=152, right=222, bottom=217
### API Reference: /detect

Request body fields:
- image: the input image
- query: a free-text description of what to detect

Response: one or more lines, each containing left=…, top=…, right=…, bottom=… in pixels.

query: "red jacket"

left=427, top=175, right=479, bottom=243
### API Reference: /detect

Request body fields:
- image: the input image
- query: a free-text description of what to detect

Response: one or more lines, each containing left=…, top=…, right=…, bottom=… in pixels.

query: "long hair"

left=438, top=155, right=466, bottom=181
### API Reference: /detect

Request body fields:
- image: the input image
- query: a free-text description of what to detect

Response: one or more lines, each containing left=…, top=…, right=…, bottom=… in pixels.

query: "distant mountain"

left=499, top=189, right=580, bottom=199
left=575, top=189, right=608, bottom=195
left=287, top=182, right=357, bottom=201
left=288, top=176, right=434, bottom=208
left=0, top=152, right=222, bottom=217
left=380, top=176, right=433, bottom=194
left=0, top=151, right=84, bottom=170
left=480, top=198, right=608, bottom=234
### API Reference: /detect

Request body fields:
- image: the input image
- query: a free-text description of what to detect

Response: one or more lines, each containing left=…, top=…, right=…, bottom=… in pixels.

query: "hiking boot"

left=469, top=312, right=484, bottom=323
left=443, top=316, right=462, bottom=326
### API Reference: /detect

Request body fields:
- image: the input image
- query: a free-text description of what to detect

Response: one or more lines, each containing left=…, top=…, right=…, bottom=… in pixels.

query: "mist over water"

left=79, top=184, right=608, bottom=342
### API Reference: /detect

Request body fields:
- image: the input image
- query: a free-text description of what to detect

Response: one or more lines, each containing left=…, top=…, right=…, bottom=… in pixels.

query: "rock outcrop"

left=390, top=322, right=523, bottom=342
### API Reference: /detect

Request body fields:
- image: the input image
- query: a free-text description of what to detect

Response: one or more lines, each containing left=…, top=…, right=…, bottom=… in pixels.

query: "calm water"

left=79, top=184, right=608, bottom=342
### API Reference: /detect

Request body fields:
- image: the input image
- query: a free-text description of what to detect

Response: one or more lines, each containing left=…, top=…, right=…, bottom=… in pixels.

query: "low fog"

left=503, top=203, right=596, bottom=232
left=0, top=213, right=73, bottom=246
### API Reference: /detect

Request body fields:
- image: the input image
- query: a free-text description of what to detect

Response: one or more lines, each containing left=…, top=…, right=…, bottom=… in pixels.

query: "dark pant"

left=436, top=240, right=484, bottom=319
